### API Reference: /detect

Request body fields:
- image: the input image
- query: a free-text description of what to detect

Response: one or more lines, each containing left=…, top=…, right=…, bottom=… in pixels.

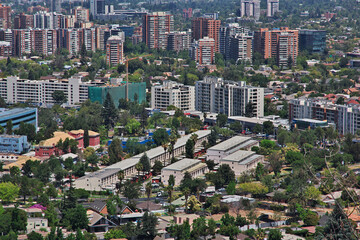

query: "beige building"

left=218, top=150, right=264, bottom=176
left=161, top=158, right=208, bottom=186
left=207, top=136, right=259, bottom=163
left=74, top=130, right=211, bottom=191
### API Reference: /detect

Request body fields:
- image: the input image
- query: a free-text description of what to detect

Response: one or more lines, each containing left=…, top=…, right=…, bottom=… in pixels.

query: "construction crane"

left=124, top=54, right=151, bottom=101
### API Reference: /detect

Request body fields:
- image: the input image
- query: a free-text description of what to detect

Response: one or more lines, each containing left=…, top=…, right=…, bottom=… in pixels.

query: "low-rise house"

left=161, top=158, right=208, bottom=186
left=87, top=210, right=117, bottom=233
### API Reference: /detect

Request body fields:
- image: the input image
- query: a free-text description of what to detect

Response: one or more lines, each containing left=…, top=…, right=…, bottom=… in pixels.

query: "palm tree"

left=169, top=130, right=178, bottom=160
left=162, top=143, right=168, bottom=167
left=145, top=181, right=152, bottom=210
left=182, top=187, right=190, bottom=213
left=117, top=170, right=125, bottom=194
left=166, top=185, right=174, bottom=213
left=135, top=163, right=143, bottom=179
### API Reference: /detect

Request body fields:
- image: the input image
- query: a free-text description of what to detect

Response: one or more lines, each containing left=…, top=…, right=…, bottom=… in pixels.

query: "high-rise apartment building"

left=74, top=7, right=90, bottom=22
left=195, top=76, right=264, bottom=117
left=12, top=30, right=33, bottom=57
left=57, top=28, right=96, bottom=55
left=106, top=35, right=124, bottom=66
left=191, top=37, right=215, bottom=65
left=14, top=13, right=34, bottom=29
left=299, top=29, right=326, bottom=54
left=95, top=25, right=109, bottom=50
left=191, top=17, right=221, bottom=52
left=34, top=11, right=54, bottom=29
left=219, top=23, right=251, bottom=60
left=90, top=0, right=105, bottom=17
left=151, top=81, right=195, bottom=111
left=167, top=30, right=192, bottom=52
left=0, top=29, right=13, bottom=43
left=0, top=76, right=98, bottom=106
left=33, top=29, right=57, bottom=56
left=0, top=41, right=11, bottom=56
left=267, top=0, right=280, bottom=17
left=240, top=0, right=260, bottom=20
left=51, top=0, right=61, bottom=13
left=229, top=34, right=253, bottom=63
left=0, top=4, right=11, bottom=29
left=254, top=27, right=299, bottom=67
left=143, top=12, right=174, bottom=50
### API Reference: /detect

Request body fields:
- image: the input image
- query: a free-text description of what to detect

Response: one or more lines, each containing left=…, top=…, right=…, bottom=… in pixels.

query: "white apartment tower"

left=240, top=0, right=261, bottom=20
left=267, top=0, right=280, bottom=17
left=151, top=81, right=195, bottom=111
left=195, top=76, right=264, bottom=117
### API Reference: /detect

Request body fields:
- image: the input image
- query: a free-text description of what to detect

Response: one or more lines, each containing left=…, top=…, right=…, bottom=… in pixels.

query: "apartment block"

left=0, top=41, right=11, bottom=56
left=191, top=37, right=215, bottom=65
left=191, top=17, right=221, bottom=52
left=0, top=76, right=98, bottom=106
left=254, top=27, right=299, bottom=67
left=34, top=11, right=54, bottom=29
left=240, top=0, right=261, bottom=20
left=151, top=81, right=195, bottom=111
left=229, top=34, right=253, bottom=63
left=267, top=0, right=280, bottom=17
left=12, top=29, right=33, bottom=57
left=0, top=135, right=30, bottom=154
left=106, top=35, right=124, bottom=66
left=0, top=4, right=11, bottom=29
left=143, top=12, right=174, bottom=49
left=195, top=76, right=264, bottom=117
left=220, top=24, right=251, bottom=60
left=167, top=30, right=192, bottom=52
left=32, top=29, right=57, bottom=56
left=74, top=7, right=90, bottom=22
left=14, top=13, right=34, bottom=29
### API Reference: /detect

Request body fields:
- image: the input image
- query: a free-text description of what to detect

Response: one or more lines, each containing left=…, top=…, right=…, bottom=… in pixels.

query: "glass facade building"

left=299, top=30, right=326, bottom=54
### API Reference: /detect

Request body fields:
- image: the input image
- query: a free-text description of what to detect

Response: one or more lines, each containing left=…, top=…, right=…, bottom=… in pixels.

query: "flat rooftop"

left=0, top=108, right=36, bottom=119
left=294, top=118, right=327, bottom=124
left=162, top=158, right=201, bottom=171
left=221, top=150, right=255, bottom=163
left=208, top=136, right=252, bottom=152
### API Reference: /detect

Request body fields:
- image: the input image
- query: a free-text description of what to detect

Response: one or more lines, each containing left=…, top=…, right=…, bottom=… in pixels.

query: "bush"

left=270, top=204, right=285, bottom=211
left=73, top=188, right=90, bottom=199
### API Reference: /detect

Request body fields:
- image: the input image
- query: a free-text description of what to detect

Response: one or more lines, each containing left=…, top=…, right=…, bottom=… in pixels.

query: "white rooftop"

left=162, top=158, right=201, bottom=171
left=221, top=150, right=255, bottom=163
left=208, top=136, right=252, bottom=152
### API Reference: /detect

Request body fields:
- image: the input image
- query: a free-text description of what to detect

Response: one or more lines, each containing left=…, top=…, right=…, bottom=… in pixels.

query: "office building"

left=299, top=29, right=326, bottom=54
left=0, top=135, right=30, bottom=154
left=191, top=17, right=221, bottom=52
left=191, top=37, right=216, bottom=65
left=151, top=81, right=195, bottom=111
left=240, top=0, right=260, bottom=20
left=161, top=159, right=208, bottom=186
left=220, top=24, right=251, bottom=60
left=74, top=7, right=90, bottom=22
left=219, top=150, right=264, bottom=176
left=14, top=13, right=34, bottom=29
left=106, top=35, right=124, bottom=66
left=88, top=82, right=146, bottom=107
left=254, top=27, right=299, bottom=67
left=143, top=12, right=174, bottom=49
left=267, top=0, right=280, bottom=17
left=229, top=34, right=253, bottom=63
left=195, top=76, right=264, bottom=117
left=0, top=41, right=11, bottom=56
left=0, top=108, right=38, bottom=130
left=73, top=130, right=211, bottom=191
left=167, top=31, right=192, bottom=52
left=0, top=76, right=97, bottom=106
left=90, top=0, right=105, bottom=17
left=207, top=136, right=258, bottom=163
left=0, top=4, right=11, bottom=29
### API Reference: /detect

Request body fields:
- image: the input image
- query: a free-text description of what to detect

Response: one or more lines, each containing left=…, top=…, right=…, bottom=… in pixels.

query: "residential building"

left=207, top=136, right=259, bottom=163
left=14, top=13, right=34, bottom=29
left=88, top=82, right=146, bottom=107
left=161, top=158, right=209, bottom=186
left=32, top=29, right=57, bottom=56
left=74, top=130, right=211, bottom=191
left=0, top=108, right=38, bottom=130
left=0, top=41, right=11, bottom=56
left=34, top=11, right=54, bottom=29
left=195, top=76, right=264, bottom=117
left=95, top=25, right=109, bottom=50
left=74, top=7, right=90, bottom=22
left=0, top=135, right=30, bottom=154
left=0, top=76, right=98, bottom=106
left=0, top=4, right=11, bottom=29
left=151, top=81, right=195, bottom=111
left=191, top=17, right=221, bottom=52
left=229, top=34, right=253, bottom=63
left=267, top=0, right=280, bottom=17
left=254, top=27, right=299, bottom=67
left=240, top=0, right=261, bottom=20
left=167, top=30, right=192, bottom=52
left=68, top=129, right=100, bottom=149
left=299, top=29, right=326, bottom=54
left=57, top=28, right=96, bottom=55
left=106, top=35, right=124, bottom=66
left=90, top=0, right=105, bottom=17
left=218, top=150, right=264, bottom=175
left=191, top=37, right=216, bottom=65
left=51, top=0, right=61, bottom=13
left=12, top=29, right=33, bottom=57
left=219, top=24, right=251, bottom=60
left=0, top=29, right=12, bottom=43
left=143, top=12, right=174, bottom=49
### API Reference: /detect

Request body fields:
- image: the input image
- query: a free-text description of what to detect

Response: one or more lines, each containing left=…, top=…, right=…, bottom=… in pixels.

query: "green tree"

left=125, top=119, right=141, bottom=135
left=138, top=211, right=158, bottom=240
left=253, top=124, right=262, bottom=134
left=268, top=229, right=283, bottom=240
left=269, top=152, right=282, bottom=176
left=0, top=182, right=19, bottom=203
left=245, top=102, right=255, bottom=117
left=52, top=90, right=67, bottom=105
left=216, top=114, right=228, bottom=127
left=255, top=162, right=265, bottom=180
left=238, top=182, right=269, bottom=196
left=152, top=160, right=163, bottom=175
left=152, top=128, right=169, bottom=146
left=122, top=180, right=140, bottom=202
left=185, top=138, right=195, bottom=158
left=63, top=205, right=88, bottom=230
left=191, top=217, right=208, bottom=239
left=27, top=231, right=44, bottom=240
left=208, top=129, right=218, bottom=146
left=102, top=92, right=117, bottom=127
left=83, top=129, right=89, bottom=148
left=226, top=181, right=236, bottom=195
left=108, top=138, right=123, bottom=164
left=6, top=120, right=12, bottom=135
left=263, top=121, right=274, bottom=135
left=15, top=122, right=37, bottom=142
left=104, top=228, right=126, bottom=240
left=139, top=153, right=151, bottom=174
